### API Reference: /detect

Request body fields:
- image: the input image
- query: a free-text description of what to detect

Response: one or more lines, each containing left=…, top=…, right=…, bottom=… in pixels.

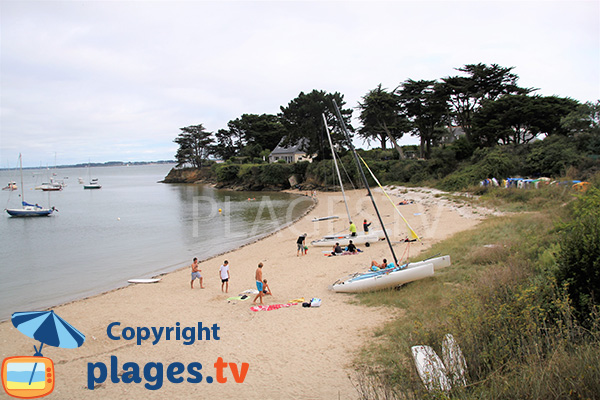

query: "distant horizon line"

left=0, top=160, right=176, bottom=171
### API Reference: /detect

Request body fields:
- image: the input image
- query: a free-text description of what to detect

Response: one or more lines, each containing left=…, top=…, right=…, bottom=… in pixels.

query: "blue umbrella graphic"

left=11, top=310, right=85, bottom=385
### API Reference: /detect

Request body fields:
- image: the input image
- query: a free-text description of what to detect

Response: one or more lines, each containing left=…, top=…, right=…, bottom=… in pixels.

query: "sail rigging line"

left=323, top=114, right=352, bottom=224
left=338, top=155, right=357, bottom=190
left=332, top=100, right=400, bottom=268
left=357, top=154, right=421, bottom=242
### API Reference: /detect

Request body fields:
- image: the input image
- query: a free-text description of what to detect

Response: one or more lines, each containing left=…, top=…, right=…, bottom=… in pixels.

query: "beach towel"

left=289, top=297, right=305, bottom=304
left=227, top=295, right=249, bottom=302
left=250, top=303, right=298, bottom=312
left=241, top=289, right=259, bottom=294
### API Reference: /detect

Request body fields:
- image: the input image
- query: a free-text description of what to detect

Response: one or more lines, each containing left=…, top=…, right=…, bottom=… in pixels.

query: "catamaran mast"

left=332, top=100, right=399, bottom=267
left=322, top=113, right=351, bottom=224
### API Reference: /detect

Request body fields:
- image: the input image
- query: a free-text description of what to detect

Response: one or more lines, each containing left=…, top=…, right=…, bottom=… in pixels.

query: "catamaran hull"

left=332, top=263, right=434, bottom=293
left=331, top=255, right=451, bottom=293
left=407, top=255, right=451, bottom=270
left=311, top=230, right=386, bottom=247
left=6, top=208, right=53, bottom=217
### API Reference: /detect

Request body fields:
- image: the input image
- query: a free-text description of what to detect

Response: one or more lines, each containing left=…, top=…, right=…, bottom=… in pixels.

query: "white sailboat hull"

left=332, top=263, right=434, bottom=293
left=6, top=206, right=53, bottom=217
left=331, top=255, right=451, bottom=293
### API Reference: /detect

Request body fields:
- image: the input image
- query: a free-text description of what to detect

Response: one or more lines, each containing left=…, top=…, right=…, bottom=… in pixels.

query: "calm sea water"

left=0, top=164, right=313, bottom=321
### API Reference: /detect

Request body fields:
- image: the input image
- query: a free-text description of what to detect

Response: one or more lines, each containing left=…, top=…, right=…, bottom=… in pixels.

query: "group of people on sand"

left=349, top=219, right=372, bottom=236
left=190, top=258, right=271, bottom=305
left=330, top=240, right=358, bottom=256
left=190, top=257, right=231, bottom=291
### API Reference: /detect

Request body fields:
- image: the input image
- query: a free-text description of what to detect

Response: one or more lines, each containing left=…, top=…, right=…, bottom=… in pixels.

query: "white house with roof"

left=268, top=138, right=314, bottom=163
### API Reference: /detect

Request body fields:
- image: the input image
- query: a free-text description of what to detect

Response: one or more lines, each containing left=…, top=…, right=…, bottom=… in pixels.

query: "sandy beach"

left=0, top=187, right=498, bottom=399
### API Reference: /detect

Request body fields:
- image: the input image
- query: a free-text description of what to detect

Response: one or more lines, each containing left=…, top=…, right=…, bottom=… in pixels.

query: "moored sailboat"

left=5, top=154, right=55, bottom=217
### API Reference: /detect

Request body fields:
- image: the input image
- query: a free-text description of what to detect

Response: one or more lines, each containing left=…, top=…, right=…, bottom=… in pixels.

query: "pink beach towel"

left=250, top=303, right=298, bottom=312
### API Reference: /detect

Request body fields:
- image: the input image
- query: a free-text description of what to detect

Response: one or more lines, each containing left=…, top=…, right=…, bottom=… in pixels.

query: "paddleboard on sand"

left=312, top=215, right=339, bottom=222
left=411, top=345, right=451, bottom=392
left=442, top=334, right=467, bottom=387
left=128, top=278, right=161, bottom=284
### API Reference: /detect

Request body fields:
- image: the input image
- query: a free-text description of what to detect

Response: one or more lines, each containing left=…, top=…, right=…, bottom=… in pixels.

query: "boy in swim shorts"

left=253, top=262, right=264, bottom=304
left=191, top=257, right=205, bottom=289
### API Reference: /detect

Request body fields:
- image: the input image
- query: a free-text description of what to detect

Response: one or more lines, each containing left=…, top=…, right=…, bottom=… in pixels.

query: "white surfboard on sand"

left=128, top=278, right=161, bottom=284
left=411, top=345, right=451, bottom=392
left=312, top=215, right=339, bottom=222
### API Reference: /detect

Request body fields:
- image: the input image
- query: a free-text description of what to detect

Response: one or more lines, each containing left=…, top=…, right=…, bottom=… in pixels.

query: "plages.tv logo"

left=1, top=310, right=85, bottom=399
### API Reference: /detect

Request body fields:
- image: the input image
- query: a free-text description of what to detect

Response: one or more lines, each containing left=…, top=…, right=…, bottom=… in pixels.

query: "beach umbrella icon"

left=10, top=310, right=86, bottom=387
left=12, top=310, right=86, bottom=356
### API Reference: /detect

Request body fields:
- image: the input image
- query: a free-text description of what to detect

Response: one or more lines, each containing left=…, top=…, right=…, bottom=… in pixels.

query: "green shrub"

left=525, top=135, right=582, bottom=177
left=215, top=164, right=240, bottom=182
left=556, top=187, right=600, bottom=323
left=258, top=163, right=293, bottom=186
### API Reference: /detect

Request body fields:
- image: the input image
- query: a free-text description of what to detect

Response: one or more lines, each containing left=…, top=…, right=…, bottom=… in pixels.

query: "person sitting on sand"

left=262, top=279, right=272, bottom=296
left=331, top=242, right=343, bottom=256
left=346, top=240, right=357, bottom=254
left=190, top=257, right=205, bottom=289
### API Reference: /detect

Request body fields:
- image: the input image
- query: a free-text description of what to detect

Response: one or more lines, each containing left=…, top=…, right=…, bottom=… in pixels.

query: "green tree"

left=441, top=63, right=531, bottom=140
left=229, top=113, right=286, bottom=152
left=279, top=90, right=353, bottom=160
left=397, top=79, right=449, bottom=159
left=214, top=128, right=243, bottom=160
left=562, top=100, right=600, bottom=154
left=472, top=95, right=579, bottom=146
left=561, top=100, right=600, bottom=135
left=173, top=124, right=214, bottom=168
left=357, top=84, right=409, bottom=154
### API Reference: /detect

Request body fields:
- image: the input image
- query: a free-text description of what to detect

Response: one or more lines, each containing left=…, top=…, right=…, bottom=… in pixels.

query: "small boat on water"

left=331, top=255, right=451, bottom=293
left=83, top=178, right=102, bottom=189
left=36, top=178, right=64, bottom=191
left=2, top=181, right=17, bottom=191
left=5, top=154, right=55, bottom=217
left=83, top=161, right=102, bottom=189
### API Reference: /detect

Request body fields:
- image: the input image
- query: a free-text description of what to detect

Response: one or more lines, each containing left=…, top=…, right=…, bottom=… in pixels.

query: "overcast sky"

left=1, top=0, right=598, bottom=168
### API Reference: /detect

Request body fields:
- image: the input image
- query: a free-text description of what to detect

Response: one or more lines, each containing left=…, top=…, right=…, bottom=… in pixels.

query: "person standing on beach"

left=363, top=219, right=371, bottom=233
left=296, top=233, right=307, bottom=256
left=219, top=260, right=230, bottom=293
left=253, top=263, right=264, bottom=304
left=349, top=221, right=357, bottom=237
left=191, top=257, right=205, bottom=289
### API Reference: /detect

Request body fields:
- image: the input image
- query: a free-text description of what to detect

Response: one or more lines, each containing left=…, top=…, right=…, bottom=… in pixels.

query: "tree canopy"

left=173, top=124, right=214, bottom=168
left=441, top=63, right=532, bottom=140
left=357, top=84, right=409, bottom=151
left=279, top=90, right=354, bottom=160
